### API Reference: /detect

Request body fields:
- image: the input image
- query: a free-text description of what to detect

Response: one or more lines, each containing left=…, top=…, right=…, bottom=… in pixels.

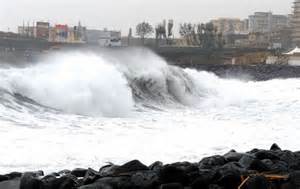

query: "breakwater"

left=1, top=144, right=300, bottom=189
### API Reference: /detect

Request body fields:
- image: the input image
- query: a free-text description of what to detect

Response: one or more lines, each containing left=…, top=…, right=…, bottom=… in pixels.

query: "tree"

left=136, top=22, right=154, bottom=45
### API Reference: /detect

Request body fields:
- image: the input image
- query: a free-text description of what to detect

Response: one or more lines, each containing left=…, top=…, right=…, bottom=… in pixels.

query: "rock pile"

left=1, top=144, right=300, bottom=189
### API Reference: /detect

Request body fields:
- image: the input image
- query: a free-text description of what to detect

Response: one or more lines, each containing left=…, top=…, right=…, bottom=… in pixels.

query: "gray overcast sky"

left=0, top=0, right=294, bottom=35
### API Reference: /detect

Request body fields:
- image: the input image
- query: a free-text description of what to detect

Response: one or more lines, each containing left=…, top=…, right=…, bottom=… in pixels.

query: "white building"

left=86, top=29, right=121, bottom=47
left=285, top=47, right=300, bottom=66
left=293, top=0, right=300, bottom=46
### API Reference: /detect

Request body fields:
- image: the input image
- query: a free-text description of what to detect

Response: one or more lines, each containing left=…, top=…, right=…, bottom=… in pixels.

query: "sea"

left=0, top=49, right=299, bottom=173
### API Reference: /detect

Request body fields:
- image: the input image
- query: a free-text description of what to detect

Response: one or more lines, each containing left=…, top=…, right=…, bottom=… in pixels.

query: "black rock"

left=248, top=159, right=270, bottom=172
left=270, top=143, right=282, bottom=151
left=199, top=155, right=227, bottom=169
left=82, top=168, right=101, bottom=185
left=71, top=168, right=88, bottom=178
left=99, top=164, right=120, bottom=177
left=279, top=150, right=298, bottom=167
left=58, top=170, right=71, bottom=176
left=116, top=160, right=149, bottom=173
left=131, top=170, right=159, bottom=188
left=170, top=162, right=199, bottom=183
left=99, top=160, right=149, bottom=177
left=79, top=176, right=133, bottom=189
left=238, top=154, right=256, bottom=169
left=20, top=172, right=44, bottom=189
left=0, top=175, right=9, bottom=182
left=159, top=183, right=184, bottom=189
left=241, top=176, right=269, bottom=189
left=223, top=150, right=244, bottom=162
left=191, top=174, right=211, bottom=189
left=0, top=179, right=20, bottom=189
left=5, top=172, right=23, bottom=180
left=158, top=164, right=189, bottom=185
left=215, top=163, right=242, bottom=189
left=270, top=160, right=289, bottom=173
left=255, top=150, right=280, bottom=160
left=149, top=161, right=164, bottom=172
left=44, top=175, right=77, bottom=189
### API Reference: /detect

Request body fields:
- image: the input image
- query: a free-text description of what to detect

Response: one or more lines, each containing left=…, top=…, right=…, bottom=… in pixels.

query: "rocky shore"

left=1, top=144, right=300, bottom=189
left=176, top=63, right=300, bottom=81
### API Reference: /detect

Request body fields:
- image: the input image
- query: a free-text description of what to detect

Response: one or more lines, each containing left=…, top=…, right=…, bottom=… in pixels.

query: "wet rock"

left=159, top=183, right=184, bottom=189
left=20, top=172, right=44, bottom=189
left=79, top=176, right=132, bottom=189
left=241, top=176, right=269, bottom=189
left=5, top=172, right=23, bottom=180
left=248, top=159, right=270, bottom=172
left=255, top=150, right=280, bottom=160
left=199, top=155, right=227, bottom=169
left=270, top=160, right=289, bottom=173
left=131, top=170, right=159, bottom=188
left=216, top=164, right=242, bottom=189
left=238, top=154, right=256, bottom=169
left=71, top=168, right=88, bottom=178
left=116, top=160, right=149, bottom=173
left=0, top=179, right=20, bottom=189
left=279, top=150, right=298, bottom=167
left=58, top=170, right=71, bottom=176
left=43, top=175, right=77, bottom=189
left=270, top=143, right=281, bottom=151
left=0, top=175, right=9, bottom=182
left=191, top=174, right=211, bottom=189
left=149, top=161, right=164, bottom=172
left=99, top=164, right=120, bottom=177
left=170, top=162, right=199, bottom=183
left=223, top=150, right=244, bottom=162
left=100, top=160, right=149, bottom=177
left=82, top=168, right=101, bottom=185
left=158, top=164, right=189, bottom=185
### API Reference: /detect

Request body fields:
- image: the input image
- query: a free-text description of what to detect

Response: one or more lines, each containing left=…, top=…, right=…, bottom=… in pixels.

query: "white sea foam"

left=0, top=49, right=299, bottom=174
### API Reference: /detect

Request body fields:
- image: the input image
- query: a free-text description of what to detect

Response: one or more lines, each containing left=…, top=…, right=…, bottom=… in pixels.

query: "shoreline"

left=175, top=63, right=300, bottom=81
left=1, top=144, right=300, bottom=189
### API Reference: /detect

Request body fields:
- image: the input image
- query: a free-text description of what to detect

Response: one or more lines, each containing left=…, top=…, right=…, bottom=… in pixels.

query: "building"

left=249, top=12, right=289, bottom=33
left=293, top=0, right=300, bottom=46
left=86, top=29, right=121, bottom=47
left=36, top=22, right=50, bottom=40
left=211, top=18, right=249, bottom=35
left=18, top=26, right=35, bottom=38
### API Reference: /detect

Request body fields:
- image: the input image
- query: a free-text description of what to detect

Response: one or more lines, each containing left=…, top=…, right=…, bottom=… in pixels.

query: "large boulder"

left=0, top=179, right=20, bottom=189
left=82, top=168, right=101, bottom=185
left=20, top=172, right=44, bottom=189
left=79, top=176, right=133, bottom=189
left=223, top=150, right=244, bottom=162
left=43, top=175, right=77, bottom=189
left=239, top=154, right=256, bottom=169
left=149, top=161, right=164, bottom=172
left=158, top=164, right=189, bottom=185
left=199, top=156, right=227, bottom=169
left=215, top=162, right=243, bottom=189
left=99, top=160, right=149, bottom=177
left=254, top=150, right=280, bottom=161
left=270, top=143, right=282, bottom=151
left=71, top=168, right=88, bottom=178
left=131, top=170, right=159, bottom=188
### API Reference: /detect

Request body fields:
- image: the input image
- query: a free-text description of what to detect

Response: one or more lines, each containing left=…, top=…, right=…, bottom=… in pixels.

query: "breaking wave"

left=0, top=49, right=255, bottom=117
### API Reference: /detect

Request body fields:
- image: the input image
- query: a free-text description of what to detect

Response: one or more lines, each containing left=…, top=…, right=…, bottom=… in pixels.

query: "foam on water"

left=0, top=49, right=300, bottom=173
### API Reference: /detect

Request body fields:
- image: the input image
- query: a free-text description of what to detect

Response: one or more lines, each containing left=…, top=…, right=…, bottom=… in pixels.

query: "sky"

left=0, top=0, right=294, bottom=35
